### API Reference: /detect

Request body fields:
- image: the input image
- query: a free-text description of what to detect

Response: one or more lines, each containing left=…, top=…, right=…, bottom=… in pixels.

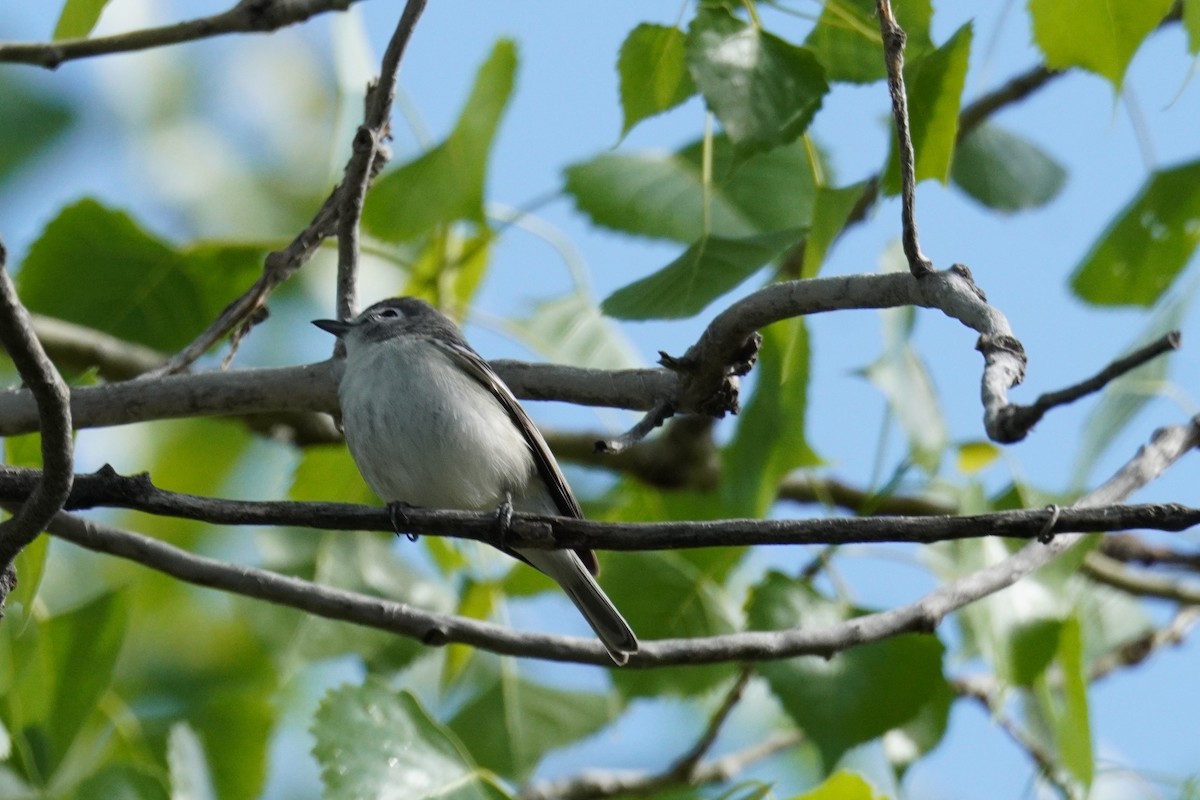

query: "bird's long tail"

left=516, top=547, right=638, bottom=665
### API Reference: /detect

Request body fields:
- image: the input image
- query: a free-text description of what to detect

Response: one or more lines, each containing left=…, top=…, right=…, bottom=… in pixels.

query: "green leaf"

left=748, top=573, right=947, bottom=770
left=313, top=682, right=510, bottom=800
left=882, top=24, right=973, bottom=195
left=956, top=441, right=1000, bottom=474
left=565, top=136, right=819, bottom=243
left=1186, top=0, right=1200, bottom=54
left=167, top=723, right=217, bottom=800
left=722, top=318, right=819, bottom=516
left=1029, top=0, right=1175, bottom=87
left=862, top=345, right=947, bottom=473
left=951, top=123, right=1067, bottom=212
left=17, top=200, right=264, bottom=352
left=506, top=292, right=642, bottom=370
left=363, top=41, right=517, bottom=241
left=74, top=764, right=170, bottom=800
left=619, top=24, right=697, bottom=136
left=604, top=550, right=741, bottom=698
left=0, top=76, right=73, bottom=184
left=801, top=182, right=866, bottom=277
left=447, top=669, right=616, bottom=781
left=1070, top=160, right=1200, bottom=307
left=8, top=592, right=128, bottom=779
left=686, top=8, right=828, bottom=157
left=1030, top=616, right=1094, bottom=794
left=796, top=771, right=888, bottom=800
left=804, top=0, right=934, bottom=83
left=601, top=228, right=805, bottom=320
left=54, top=0, right=111, bottom=39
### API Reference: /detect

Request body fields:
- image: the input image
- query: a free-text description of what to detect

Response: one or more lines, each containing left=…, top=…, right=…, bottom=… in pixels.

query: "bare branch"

left=336, top=0, right=428, bottom=319
left=1083, top=551, right=1200, bottom=605
left=992, top=331, right=1182, bottom=443
left=0, top=240, right=74, bottom=594
left=593, top=400, right=675, bottom=454
left=30, top=314, right=168, bottom=380
left=876, top=0, right=933, bottom=278
left=0, top=0, right=365, bottom=69
left=1089, top=604, right=1200, bottom=681
left=1099, top=532, right=1200, bottom=571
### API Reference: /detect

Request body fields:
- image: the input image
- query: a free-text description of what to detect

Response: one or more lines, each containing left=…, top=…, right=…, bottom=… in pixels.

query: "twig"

left=0, top=240, right=74, bottom=603
left=145, top=1, right=429, bottom=375
left=778, top=473, right=954, bottom=516
left=4, top=465, right=1200, bottom=551
left=594, top=400, right=675, bottom=454
left=1089, top=605, right=1200, bottom=681
left=665, top=666, right=755, bottom=780
left=957, top=64, right=1062, bottom=140
left=1083, top=551, right=1200, bottom=605
left=876, top=0, right=933, bottom=277
left=30, top=314, right=168, bottom=380
left=32, top=417, right=1200, bottom=666
left=0, top=0, right=364, bottom=69
left=1099, top=532, right=1200, bottom=571
left=335, top=0, right=428, bottom=319
left=991, top=331, right=1182, bottom=443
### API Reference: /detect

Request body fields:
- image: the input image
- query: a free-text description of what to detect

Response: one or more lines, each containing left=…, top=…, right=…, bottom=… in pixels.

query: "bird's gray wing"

left=427, top=337, right=591, bottom=540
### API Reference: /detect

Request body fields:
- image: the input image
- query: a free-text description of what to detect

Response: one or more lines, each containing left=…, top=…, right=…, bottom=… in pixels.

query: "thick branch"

left=0, top=241, right=74, bottom=585
left=0, top=0, right=363, bottom=69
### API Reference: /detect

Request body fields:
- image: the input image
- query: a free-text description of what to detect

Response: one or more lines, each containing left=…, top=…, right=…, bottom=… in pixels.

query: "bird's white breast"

left=337, top=336, right=537, bottom=510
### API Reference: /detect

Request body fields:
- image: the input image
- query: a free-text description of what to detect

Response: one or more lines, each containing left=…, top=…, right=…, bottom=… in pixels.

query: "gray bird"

left=314, top=297, right=638, bottom=664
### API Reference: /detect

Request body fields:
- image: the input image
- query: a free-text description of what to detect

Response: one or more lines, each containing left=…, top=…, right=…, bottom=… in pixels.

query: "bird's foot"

left=492, top=492, right=514, bottom=550
left=387, top=501, right=420, bottom=542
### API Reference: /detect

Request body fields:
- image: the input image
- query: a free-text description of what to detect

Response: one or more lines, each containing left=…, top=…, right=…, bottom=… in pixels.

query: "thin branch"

left=1089, top=604, right=1200, bottom=681
left=778, top=473, right=954, bottom=516
left=520, top=731, right=799, bottom=800
left=664, top=666, right=755, bottom=780
left=593, top=400, right=675, bottom=454
left=145, top=1, right=429, bottom=376
left=335, top=0, right=428, bottom=319
left=0, top=0, right=364, bottom=69
left=1099, top=532, right=1200, bottom=572
left=957, top=64, right=1063, bottom=140
left=1083, top=551, right=1200, bottom=605
left=4, top=465, right=1200, bottom=551
left=876, top=0, right=933, bottom=277
left=32, top=417, right=1200, bottom=666
left=992, top=331, right=1182, bottom=443
left=29, top=314, right=168, bottom=380
left=0, top=240, right=74, bottom=595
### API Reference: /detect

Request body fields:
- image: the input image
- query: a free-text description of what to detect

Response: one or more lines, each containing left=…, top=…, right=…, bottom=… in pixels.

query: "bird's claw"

left=387, top=501, right=420, bottom=542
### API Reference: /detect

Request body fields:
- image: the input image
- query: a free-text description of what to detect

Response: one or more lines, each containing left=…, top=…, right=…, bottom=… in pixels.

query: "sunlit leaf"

left=796, top=771, right=888, bottom=800
left=801, top=182, right=866, bottom=277
left=804, top=0, right=934, bottom=83
left=167, top=723, right=217, bottom=800
left=507, top=292, right=642, bottom=370
left=313, top=682, right=510, bottom=800
left=447, top=668, right=617, bottom=780
left=1029, top=0, right=1175, bottom=87
left=364, top=41, right=516, bottom=241
left=882, top=24, right=973, bottom=194
left=748, top=573, right=948, bottom=769
left=619, top=24, right=697, bottom=136
left=1186, top=0, right=1200, bottom=54
left=951, top=123, right=1067, bottom=212
left=601, top=228, right=805, bottom=320
left=686, top=8, right=828, bottom=157
left=957, top=441, right=1000, bottom=474
left=1070, top=160, right=1200, bottom=307
left=54, top=0, right=111, bottom=38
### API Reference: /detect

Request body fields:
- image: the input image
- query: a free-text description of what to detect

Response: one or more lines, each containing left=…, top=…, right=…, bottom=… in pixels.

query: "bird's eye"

left=377, top=308, right=401, bottom=319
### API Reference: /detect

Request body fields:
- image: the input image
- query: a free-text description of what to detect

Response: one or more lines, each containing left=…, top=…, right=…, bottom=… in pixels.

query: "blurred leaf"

left=447, top=667, right=616, bottom=781
left=7, top=535, right=49, bottom=627
left=801, top=182, right=866, bottom=277
left=882, top=24, right=973, bottom=195
left=619, top=24, right=697, bottom=136
left=951, top=123, right=1067, bottom=212
left=1071, top=285, right=1192, bottom=487
left=565, top=136, right=819, bottom=243
left=1030, top=616, right=1094, bottom=793
left=18, top=200, right=263, bottom=352
left=363, top=41, right=516, bottom=241
left=1069, top=160, right=1200, bottom=307
left=167, top=723, right=216, bottom=800
left=291, top=444, right=378, bottom=505
left=0, top=76, right=73, bottom=183
left=1187, top=0, right=1200, bottom=54
left=441, top=581, right=499, bottom=692
left=748, top=573, right=947, bottom=770
left=7, top=592, right=127, bottom=781
left=796, top=770, right=887, bottom=799
left=957, top=441, right=1000, bottom=474
left=605, top=550, right=741, bottom=698
left=73, top=764, right=169, bottom=800
left=885, top=677, right=953, bottom=771
left=686, top=8, right=828, bottom=158
left=863, top=346, right=946, bottom=473
left=601, top=228, right=805, bottom=320
left=507, top=292, right=643, bottom=370
left=1029, top=0, right=1174, bottom=87
left=313, top=682, right=510, bottom=800
left=804, top=0, right=934, bottom=83
left=722, top=318, right=819, bottom=516
left=54, top=0, right=110, bottom=38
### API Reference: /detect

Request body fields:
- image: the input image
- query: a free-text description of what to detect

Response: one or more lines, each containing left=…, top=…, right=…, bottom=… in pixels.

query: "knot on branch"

left=975, top=333, right=1026, bottom=380
left=950, top=263, right=987, bottom=302
left=661, top=332, right=762, bottom=418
